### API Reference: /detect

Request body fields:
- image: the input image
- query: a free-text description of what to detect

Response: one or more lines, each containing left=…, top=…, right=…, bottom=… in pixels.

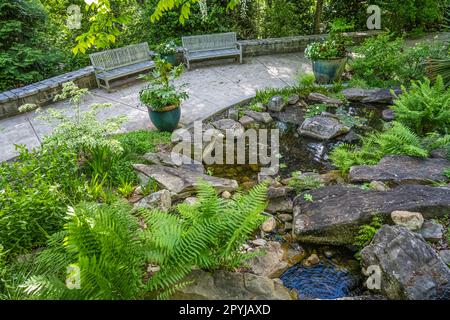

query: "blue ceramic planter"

left=312, top=57, right=348, bottom=84
left=161, top=54, right=177, bottom=65
left=148, top=105, right=180, bottom=132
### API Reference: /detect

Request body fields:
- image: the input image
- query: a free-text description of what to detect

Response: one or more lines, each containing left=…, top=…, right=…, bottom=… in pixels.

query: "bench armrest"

left=93, top=66, right=105, bottom=72
left=236, top=42, right=243, bottom=51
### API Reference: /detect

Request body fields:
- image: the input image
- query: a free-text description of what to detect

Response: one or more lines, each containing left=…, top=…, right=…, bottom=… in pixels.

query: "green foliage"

left=372, top=0, right=447, bottom=33
left=116, top=129, right=171, bottom=157
left=37, top=82, right=126, bottom=158
left=117, top=180, right=135, bottom=198
left=330, top=122, right=429, bottom=174
left=351, top=33, right=448, bottom=87
left=444, top=168, right=450, bottom=179
left=0, top=146, right=86, bottom=258
left=304, top=104, right=329, bottom=118
left=351, top=33, right=404, bottom=88
left=21, top=201, right=149, bottom=300
left=298, top=73, right=317, bottom=89
left=288, top=172, right=324, bottom=194
left=144, top=181, right=268, bottom=299
left=261, top=0, right=315, bottom=38
left=353, top=215, right=383, bottom=250
left=139, top=58, right=188, bottom=111
left=155, top=39, right=178, bottom=55
left=426, top=58, right=450, bottom=88
left=254, top=85, right=327, bottom=105
left=10, top=181, right=268, bottom=300
left=304, top=18, right=353, bottom=60
left=72, top=0, right=133, bottom=54
left=303, top=193, right=314, bottom=202
left=0, top=0, right=63, bottom=91
left=391, top=76, right=450, bottom=136
left=335, top=107, right=367, bottom=128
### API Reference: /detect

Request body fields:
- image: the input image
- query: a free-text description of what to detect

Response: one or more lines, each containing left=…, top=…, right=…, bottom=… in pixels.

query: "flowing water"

left=205, top=102, right=387, bottom=298
left=281, top=261, right=362, bottom=300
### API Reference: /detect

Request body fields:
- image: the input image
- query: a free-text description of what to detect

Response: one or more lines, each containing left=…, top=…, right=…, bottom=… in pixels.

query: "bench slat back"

left=89, top=42, right=151, bottom=71
left=182, top=32, right=237, bottom=52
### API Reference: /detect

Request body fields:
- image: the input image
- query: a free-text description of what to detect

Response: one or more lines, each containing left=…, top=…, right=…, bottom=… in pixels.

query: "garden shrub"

left=372, top=0, right=448, bottom=33
left=391, top=76, right=450, bottom=136
left=9, top=181, right=268, bottom=300
left=0, top=0, right=63, bottom=91
left=351, top=33, right=448, bottom=88
left=0, top=146, right=86, bottom=258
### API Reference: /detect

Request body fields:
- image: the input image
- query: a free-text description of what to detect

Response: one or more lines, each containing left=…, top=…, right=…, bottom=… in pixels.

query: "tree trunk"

left=313, top=0, right=324, bottom=34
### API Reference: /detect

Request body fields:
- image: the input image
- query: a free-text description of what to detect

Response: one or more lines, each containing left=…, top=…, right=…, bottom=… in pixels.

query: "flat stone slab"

left=341, top=88, right=402, bottom=104
left=361, top=225, right=450, bottom=300
left=211, top=118, right=245, bottom=138
left=293, top=184, right=450, bottom=245
left=133, top=164, right=238, bottom=197
left=143, top=151, right=205, bottom=173
left=308, top=92, right=343, bottom=106
left=298, top=115, right=349, bottom=140
left=349, top=155, right=450, bottom=185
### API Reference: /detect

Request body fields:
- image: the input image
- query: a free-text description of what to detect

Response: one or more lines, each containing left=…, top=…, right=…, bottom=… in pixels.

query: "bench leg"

left=105, top=79, right=112, bottom=93
left=95, top=76, right=101, bottom=89
left=186, top=59, right=191, bottom=70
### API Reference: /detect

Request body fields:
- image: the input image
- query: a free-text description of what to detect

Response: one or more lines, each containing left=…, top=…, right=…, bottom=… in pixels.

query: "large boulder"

left=143, top=151, right=205, bottom=174
left=360, top=225, right=450, bottom=300
left=293, top=184, right=450, bottom=244
left=349, top=155, right=450, bottom=185
left=298, top=115, right=349, bottom=140
left=171, top=270, right=294, bottom=300
left=133, top=164, right=238, bottom=198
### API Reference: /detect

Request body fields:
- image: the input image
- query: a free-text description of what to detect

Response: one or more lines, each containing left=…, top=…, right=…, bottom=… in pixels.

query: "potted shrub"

left=139, top=58, right=188, bottom=132
left=156, top=40, right=178, bottom=65
left=305, top=19, right=353, bottom=84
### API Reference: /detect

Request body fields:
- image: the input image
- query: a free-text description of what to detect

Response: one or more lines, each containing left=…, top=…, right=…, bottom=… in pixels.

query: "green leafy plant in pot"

left=305, top=19, right=353, bottom=84
left=156, top=40, right=178, bottom=65
left=139, top=58, right=188, bottom=132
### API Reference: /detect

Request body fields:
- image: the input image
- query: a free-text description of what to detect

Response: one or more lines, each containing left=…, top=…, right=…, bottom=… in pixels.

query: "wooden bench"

left=181, top=32, right=242, bottom=70
left=89, top=42, right=154, bottom=91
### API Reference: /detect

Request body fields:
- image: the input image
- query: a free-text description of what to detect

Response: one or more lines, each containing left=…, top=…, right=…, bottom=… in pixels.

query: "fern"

left=391, top=76, right=450, bottom=136
left=11, top=182, right=268, bottom=300
left=21, top=201, right=148, bottom=300
left=330, top=122, right=429, bottom=174
left=353, top=215, right=384, bottom=251
left=143, top=180, right=268, bottom=299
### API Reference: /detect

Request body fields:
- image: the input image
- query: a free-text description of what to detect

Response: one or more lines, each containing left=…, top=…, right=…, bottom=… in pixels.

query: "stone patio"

left=0, top=53, right=311, bottom=162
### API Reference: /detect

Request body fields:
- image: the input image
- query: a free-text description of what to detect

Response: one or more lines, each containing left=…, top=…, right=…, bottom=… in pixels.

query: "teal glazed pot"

left=312, top=57, right=348, bottom=84
left=161, top=54, right=177, bottom=65
left=148, top=104, right=180, bottom=132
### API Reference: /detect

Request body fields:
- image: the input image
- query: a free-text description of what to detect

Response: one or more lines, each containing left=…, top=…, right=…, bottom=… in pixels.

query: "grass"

left=109, top=130, right=172, bottom=186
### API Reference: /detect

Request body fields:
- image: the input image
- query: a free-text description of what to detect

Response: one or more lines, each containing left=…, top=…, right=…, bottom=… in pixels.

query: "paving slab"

left=0, top=53, right=310, bottom=162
